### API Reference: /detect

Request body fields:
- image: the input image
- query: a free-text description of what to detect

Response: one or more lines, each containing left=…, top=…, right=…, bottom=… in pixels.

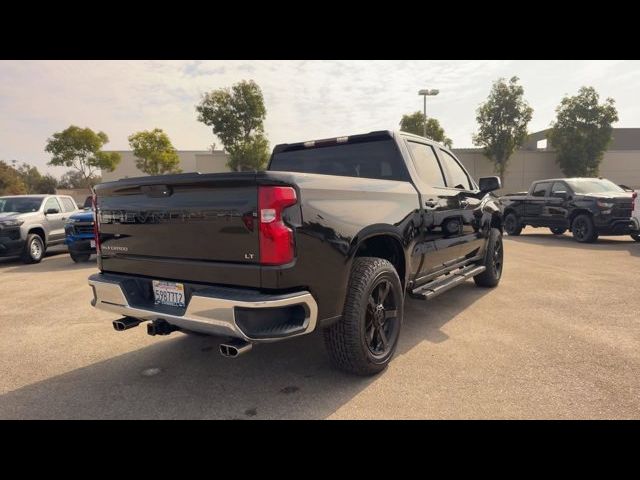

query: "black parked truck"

left=88, top=131, right=504, bottom=375
left=501, top=177, right=639, bottom=243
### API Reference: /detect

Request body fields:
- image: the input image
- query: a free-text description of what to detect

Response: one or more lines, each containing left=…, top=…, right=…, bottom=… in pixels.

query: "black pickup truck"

left=501, top=177, right=638, bottom=243
left=88, top=130, right=504, bottom=375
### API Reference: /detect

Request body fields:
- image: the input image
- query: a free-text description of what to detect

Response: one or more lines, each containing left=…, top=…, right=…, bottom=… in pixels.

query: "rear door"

left=42, top=197, right=66, bottom=243
left=59, top=196, right=79, bottom=215
left=525, top=182, right=550, bottom=223
left=548, top=181, right=571, bottom=227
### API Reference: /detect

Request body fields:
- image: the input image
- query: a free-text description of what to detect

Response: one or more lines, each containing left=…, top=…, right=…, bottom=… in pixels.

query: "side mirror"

left=553, top=191, right=567, bottom=198
left=478, top=176, right=501, bottom=193
left=45, top=208, right=60, bottom=215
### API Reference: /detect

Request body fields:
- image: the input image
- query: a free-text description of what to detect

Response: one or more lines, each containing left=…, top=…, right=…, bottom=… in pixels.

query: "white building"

left=101, top=150, right=230, bottom=182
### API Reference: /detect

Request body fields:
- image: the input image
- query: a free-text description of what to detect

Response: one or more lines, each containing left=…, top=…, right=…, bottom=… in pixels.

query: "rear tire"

left=550, top=227, right=567, bottom=235
left=21, top=234, right=45, bottom=264
left=474, top=228, right=503, bottom=288
left=631, top=232, right=640, bottom=242
left=70, top=252, right=91, bottom=263
left=323, top=257, right=403, bottom=376
left=571, top=214, right=598, bottom=243
left=504, top=213, right=522, bottom=236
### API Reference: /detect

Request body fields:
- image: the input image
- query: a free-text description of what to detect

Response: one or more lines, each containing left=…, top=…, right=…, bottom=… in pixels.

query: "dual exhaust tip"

left=219, top=339, right=253, bottom=358
left=112, top=317, right=141, bottom=331
left=113, top=317, right=252, bottom=358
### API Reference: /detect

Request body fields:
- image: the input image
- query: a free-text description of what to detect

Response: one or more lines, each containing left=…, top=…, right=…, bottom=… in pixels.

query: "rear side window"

left=532, top=183, right=550, bottom=197
left=60, top=197, right=77, bottom=212
left=43, top=197, right=61, bottom=212
left=550, top=182, right=568, bottom=197
left=269, top=139, right=409, bottom=181
left=407, top=141, right=446, bottom=187
left=439, top=149, right=472, bottom=190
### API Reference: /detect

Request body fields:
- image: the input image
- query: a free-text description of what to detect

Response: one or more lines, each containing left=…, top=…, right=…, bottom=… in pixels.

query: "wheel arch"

left=27, top=226, right=47, bottom=245
left=349, top=227, right=407, bottom=289
left=568, top=209, right=593, bottom=228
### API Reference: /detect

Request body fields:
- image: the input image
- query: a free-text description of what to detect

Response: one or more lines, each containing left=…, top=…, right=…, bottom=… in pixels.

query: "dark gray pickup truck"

left=88, top=130, right=504, bottom=375
left=501, top=177, right=638, bottom=243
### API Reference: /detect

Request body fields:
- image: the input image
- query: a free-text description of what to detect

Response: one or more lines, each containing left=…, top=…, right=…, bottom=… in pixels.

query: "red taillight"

left=92, top=193, right=101, bottom=255
left=258, top=186, right=297, bottom=265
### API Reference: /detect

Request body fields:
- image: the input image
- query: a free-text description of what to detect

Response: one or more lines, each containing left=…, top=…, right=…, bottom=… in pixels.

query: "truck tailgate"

left=95, top=173, right=262, bottom=286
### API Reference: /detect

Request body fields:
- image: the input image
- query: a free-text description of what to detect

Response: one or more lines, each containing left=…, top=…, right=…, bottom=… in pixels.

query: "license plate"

left=90, top=240, right=96, bottom=248
left=152, top=280, right=185, bottom=307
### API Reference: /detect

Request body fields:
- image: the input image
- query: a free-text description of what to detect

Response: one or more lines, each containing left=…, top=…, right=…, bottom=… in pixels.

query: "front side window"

left=43, top=197, right=61, bottom=213
left=406, top=141, right=446, bottom=187
left=532, top=183, right=550, bottom=197
left=439, top=150, right=472, bottom=190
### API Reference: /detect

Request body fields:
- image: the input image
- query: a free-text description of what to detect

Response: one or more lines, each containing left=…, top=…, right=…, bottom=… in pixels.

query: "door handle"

left=425, top=200, right=438, bottom=208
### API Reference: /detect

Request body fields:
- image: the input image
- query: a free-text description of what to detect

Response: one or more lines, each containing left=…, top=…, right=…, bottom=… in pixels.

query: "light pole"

left=418, top=89, right=439, bottom=138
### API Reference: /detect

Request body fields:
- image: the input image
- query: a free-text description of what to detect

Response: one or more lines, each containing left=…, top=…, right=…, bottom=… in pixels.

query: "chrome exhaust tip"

left=219, top=339, right=253, bottom=358
left=112, top=317, right=142, bottom=331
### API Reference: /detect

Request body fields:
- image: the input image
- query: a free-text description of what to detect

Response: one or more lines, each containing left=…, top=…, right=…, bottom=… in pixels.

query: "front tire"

left=21, top=234, right=45, bottom=264
left=323, top=257, right=403, bottom=376
left=474, top=228, right=504, bottom=288
left=571, top=214, right=598, bottom=243
left=631, top=232, right=640, bottom=242
left=504, top=213, right=522, bottom=236
left=550, top=227, right=567, bottom=235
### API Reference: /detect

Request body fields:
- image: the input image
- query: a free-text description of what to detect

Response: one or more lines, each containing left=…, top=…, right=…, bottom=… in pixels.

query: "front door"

left=436, top=148, right=484, bottom=260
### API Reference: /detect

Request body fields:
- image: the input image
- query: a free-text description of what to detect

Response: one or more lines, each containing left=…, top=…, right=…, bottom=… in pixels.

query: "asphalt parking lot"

left=1, top=231, right=639, bottom=419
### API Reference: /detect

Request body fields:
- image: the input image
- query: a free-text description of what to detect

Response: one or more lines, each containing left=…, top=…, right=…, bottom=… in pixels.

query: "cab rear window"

left=269, top=139, right=410, bottom=181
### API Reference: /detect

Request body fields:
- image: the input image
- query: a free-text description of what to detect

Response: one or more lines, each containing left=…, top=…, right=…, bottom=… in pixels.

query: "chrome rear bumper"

left=88, top=273, right=318, bottom=342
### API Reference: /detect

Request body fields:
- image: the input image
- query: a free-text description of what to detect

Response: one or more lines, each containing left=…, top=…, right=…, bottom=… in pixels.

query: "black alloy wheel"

left=364, top=278, right=400, bottom=358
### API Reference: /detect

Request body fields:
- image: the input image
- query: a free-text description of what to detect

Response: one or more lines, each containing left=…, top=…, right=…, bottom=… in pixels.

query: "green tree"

left=0, top=160, right=27, bottom=195
left=58, top=170, right=101, bottom=189
left=128, top=128, right=181, bottom=175
left=399, top=111, right=453, bottom=147
left=16, top=163, right=43, bottom=193
left=37, top=174, right=59, bottom=194
left=473, top=76, right=534, bottom=183
left=15, top=163, right=58, bottom=194
left=196, top=79, right=270, bottom=171
left=547, top=87, right=618, bottom=177
left=45, top=126, right=121, bottom=188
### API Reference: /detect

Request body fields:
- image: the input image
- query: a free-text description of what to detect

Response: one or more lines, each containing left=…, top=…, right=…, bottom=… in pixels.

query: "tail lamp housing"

left=258, top=186, right=297, bottom=265
left=92, top=193, right=101, bottom=255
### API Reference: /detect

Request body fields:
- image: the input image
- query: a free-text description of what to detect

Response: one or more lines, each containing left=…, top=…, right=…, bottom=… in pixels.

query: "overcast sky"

left=1, top=60, right=639, bottom=177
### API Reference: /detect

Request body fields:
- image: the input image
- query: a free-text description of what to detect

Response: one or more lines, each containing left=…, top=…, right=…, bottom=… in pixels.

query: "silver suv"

left=0, top=194, right=80, bottom=263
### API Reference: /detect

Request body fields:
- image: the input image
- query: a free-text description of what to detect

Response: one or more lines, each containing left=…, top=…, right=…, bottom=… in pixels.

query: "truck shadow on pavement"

left=0, top=251, right=96, bottom=272
left=0, top=283, right=489, bottom=419
left=505, top=231, right=639, bottom=257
